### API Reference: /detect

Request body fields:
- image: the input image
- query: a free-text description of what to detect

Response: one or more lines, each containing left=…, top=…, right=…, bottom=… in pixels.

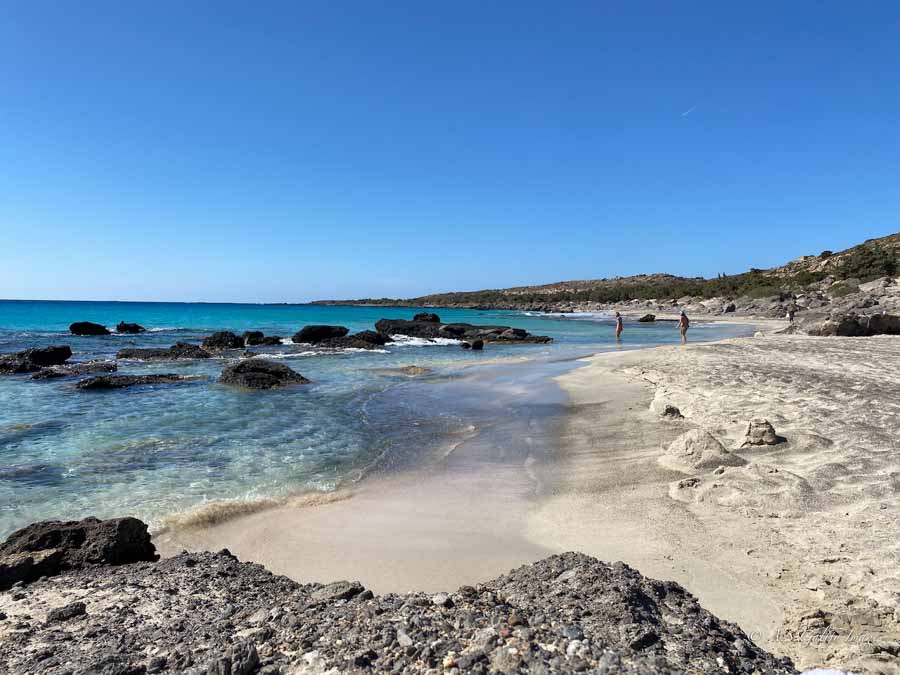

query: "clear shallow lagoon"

left=0, top=300, right=756, bottom=536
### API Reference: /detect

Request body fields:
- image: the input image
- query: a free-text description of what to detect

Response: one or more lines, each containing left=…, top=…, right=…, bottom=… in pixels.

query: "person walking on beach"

left=679, top=310, right=689, bottom=343
left=787, top=306, right=796, bottom=323
left=615, top=311, right=623, bottom=340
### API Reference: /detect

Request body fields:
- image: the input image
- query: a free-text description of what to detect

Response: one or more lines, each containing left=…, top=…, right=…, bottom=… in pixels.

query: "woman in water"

left=615, top=311, right=623, bottom=340
left=679, top=310, right=689, bottom=343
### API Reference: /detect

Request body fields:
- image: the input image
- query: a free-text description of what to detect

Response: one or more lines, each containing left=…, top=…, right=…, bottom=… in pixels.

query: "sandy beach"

left=157, top=328, right=900, bottom=673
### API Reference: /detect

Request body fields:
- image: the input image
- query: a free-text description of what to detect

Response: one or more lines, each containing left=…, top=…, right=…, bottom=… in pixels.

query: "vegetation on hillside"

left=317, top=236, right=898, bottom=308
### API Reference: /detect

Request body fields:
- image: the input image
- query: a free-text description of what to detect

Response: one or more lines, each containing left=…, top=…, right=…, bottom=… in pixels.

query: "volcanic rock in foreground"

left=0, top=544, right=795, bottom=674
left=69, top=321, right=110, bottom=335
left=116, top=341, right=211, bottom=360
left=202, top=331, right=245, bottom=351
left=219, top=359, right=311, bottom=389
left=0, top=516, right=156, bottom=590
left=31, top=360, right=117, bottom=380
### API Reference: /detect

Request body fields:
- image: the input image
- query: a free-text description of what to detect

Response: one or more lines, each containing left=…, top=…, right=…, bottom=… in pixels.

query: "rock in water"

left=292, top=325, right=350, bottom=344
left=0, top=516, right=157, bottom=590
left=0, top=346, right=72, bottom=374
left=116, top=342, right=211, bottom=360
left=412, top=312, right=441, bottom=322
left=660, top=428, right=747, bottom=473
left=742, top=417, right=780, bottom=446
left=76, top=374, right=188, bottom=390
left=638, top=313, right=656, bottom=322
left=32, top=361, right=117, bottom=380
left=202, top=331, right=245, bottom=351
left=69, top=321, right=110, bottom=336
left=241, top=330, right=265, bottom=345
left=219, top=359, right=310, bottom=389
left=115, top=321, right=146, bottom=334
left=317, top=330, right=392, bottom=350
left=0, top=549, right=794, bottom=673
left=471, top=339, right=484, bottom=350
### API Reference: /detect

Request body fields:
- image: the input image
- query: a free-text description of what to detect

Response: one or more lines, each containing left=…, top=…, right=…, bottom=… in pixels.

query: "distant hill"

left=314, top=232, right=899, bottom=309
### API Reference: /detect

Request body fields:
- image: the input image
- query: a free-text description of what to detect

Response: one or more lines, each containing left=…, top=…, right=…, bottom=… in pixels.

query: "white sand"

left=534, top=334, right=900, bottom=673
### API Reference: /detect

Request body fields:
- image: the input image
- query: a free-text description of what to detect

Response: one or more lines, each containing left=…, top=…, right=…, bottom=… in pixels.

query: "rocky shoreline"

left=0, top=517, right=796, bottom=674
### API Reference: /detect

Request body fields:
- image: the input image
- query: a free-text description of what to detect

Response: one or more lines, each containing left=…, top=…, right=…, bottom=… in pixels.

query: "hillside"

left=314, top=232, right=899, bottom=310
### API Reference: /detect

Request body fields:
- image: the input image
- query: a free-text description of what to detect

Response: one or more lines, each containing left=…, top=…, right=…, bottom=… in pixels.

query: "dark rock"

left=47, top=601, right=86, bottom=623
left=32, top=361, right=117, bottom=380
left=470, top=339, right=484, bottom=350
left=375, top=319, right=551, bottom=344
left=202, top=331, right=245, bottom=351
left=241, top=331, right=265, bottom=346
left=412, top=312, right=440, bottom=323
left=69, top=321, right=110, bottom=336
left=219, top=359, right=310, bottom=389
left=115, top=322, right=146, bottom=334
left=260, top=336, right=283, bottom=346
left=292, top=325, right=350, bottom=344
left=309, top=580, right=365, bottom=603
left=637, top=314, right=656, bottom=322
left=742, top=418, right=781, bottom=446
left=0, top=346, right=72, bottom=374
left=76, top=374, right=188, bottom=390
left=317, top=330, right=391, bottom=350
left=460, top=341, right=472, bottom=350
left=867, top=313, right=900, bottom=335
left=0, top=516, right=157, bottom=590
left=661, top=404, right=683, bottom=418
left=724, top=303, right=736, bottom=313
left=116, top=342, right=211, bottom=361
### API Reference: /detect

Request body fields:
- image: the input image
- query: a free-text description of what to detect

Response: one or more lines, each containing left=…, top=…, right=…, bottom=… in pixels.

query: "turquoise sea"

left=0, top=300, right=756, bottom=537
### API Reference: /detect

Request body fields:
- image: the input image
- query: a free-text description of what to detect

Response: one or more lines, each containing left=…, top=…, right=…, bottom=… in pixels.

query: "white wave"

left=388, top=335, right=461, bottom=347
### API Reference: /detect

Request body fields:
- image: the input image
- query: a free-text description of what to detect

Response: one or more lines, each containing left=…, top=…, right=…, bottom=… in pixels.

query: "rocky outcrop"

left=202, top=331, right=245, bottom=351
left=659, top=429, right=747, bottom=473
left=69, top=321, right=110, bottom=336
left=0, top=346, right=72, bottom=374
left=866, top=312, right=900, bottom=335
left=116, top=342, right=211, bottom=360
left=374, top=319, right=552, bottom=344
left=292, top=325, right=350, bottom=344
left=242, top=331, right=264, bottom=345
left=219, top=359, right=310, bottom=389
left=742, top=418, right=781, bottom=446
left=318, top=330, right=392, bottom=350
left=413, top=312, right=441, bottom=322
left=802, top=311, right=900, bottom=337
left=76, top=374, right=189, bottom=390
left=115, top=322, right=146, bottom=334
left=32, top=361, right=117, bottom=380
left=0, top=516, right=156, bottom=590
left=0, top=546, right=795, bottom=674
left=637, top=314, right=656, bottom=322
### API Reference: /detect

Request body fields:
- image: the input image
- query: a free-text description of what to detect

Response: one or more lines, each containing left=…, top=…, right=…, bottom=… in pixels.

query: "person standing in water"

left=679, top=310, right=689, bottom=343
left=615, top=311, right=623, bottom=340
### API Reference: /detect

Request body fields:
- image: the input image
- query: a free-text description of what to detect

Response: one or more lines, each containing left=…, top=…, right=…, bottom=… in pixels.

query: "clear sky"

left=1, top=2, right=897, bottom=302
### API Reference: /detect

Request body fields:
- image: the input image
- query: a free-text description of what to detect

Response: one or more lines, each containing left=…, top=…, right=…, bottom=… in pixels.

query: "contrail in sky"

left=681, top=104, right=697, bottom=117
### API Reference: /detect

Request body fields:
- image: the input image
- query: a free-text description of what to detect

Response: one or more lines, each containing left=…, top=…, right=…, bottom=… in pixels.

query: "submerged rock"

left=638, top=313, right=656, bottom=322
left=0, top=346, right=72, bottom=374
left=69, top=321, right=110, bottom=336
left=76, top=374, right=189, bottom=390
left=115, top=321, right=146, bottom=334
left=0, top=516, right=157, bottom=590
left=0, top=545, right=794, bottom=674
left=291, top=325, right=350, bottom=344
left=116, top=342, right=211, bottom=360
left=202, top=331, right=245, bottom=351
left=219, top=359, right=310, bottom=389
left=32, top=360, right=117, bottom=380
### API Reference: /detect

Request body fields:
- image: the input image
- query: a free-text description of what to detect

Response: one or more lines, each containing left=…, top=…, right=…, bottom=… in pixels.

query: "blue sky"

left=1, top=2, right=897, bottom=302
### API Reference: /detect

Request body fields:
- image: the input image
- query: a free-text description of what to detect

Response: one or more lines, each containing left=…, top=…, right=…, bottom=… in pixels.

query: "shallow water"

left=0, top=300, right=755, bottom=536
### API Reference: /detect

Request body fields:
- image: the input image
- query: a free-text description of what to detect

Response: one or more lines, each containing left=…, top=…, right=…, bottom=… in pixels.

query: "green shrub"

left=830, top=282, right=858, bottom=297
left=836, top=243, right=897, bottom=282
